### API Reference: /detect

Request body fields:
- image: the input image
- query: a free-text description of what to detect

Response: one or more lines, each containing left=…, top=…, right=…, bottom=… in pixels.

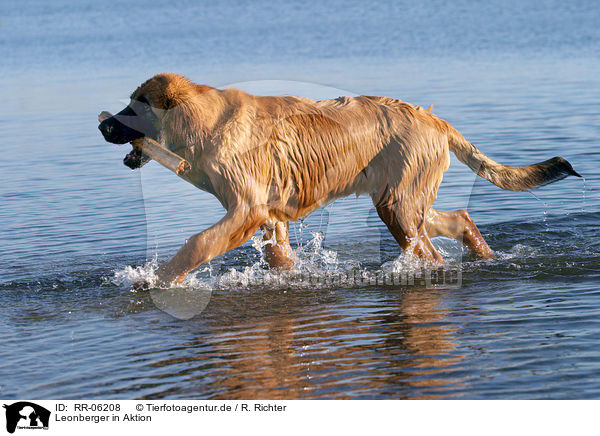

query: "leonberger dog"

left=99, top=73, right=580, bottom=286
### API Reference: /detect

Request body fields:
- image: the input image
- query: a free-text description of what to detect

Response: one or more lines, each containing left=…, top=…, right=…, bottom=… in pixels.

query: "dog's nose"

left=98, top=120, right=113, bottom=136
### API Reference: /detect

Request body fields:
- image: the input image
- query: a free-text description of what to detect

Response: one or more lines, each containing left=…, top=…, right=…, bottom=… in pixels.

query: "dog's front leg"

left=153, top=206, right=268, bottom=286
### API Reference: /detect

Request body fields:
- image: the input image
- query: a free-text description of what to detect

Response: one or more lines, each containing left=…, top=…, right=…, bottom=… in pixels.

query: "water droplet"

left=582, top=177, right=587, bottom=213
left=527, top=190, right=550, bottom=231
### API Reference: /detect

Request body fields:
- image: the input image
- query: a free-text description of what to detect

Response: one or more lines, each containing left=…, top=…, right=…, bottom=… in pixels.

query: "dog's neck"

left=160, top=88, right=225, bottom=156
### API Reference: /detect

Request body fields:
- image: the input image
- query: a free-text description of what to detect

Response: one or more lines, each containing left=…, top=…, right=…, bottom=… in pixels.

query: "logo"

left=3, top=402, right=49, bottom=434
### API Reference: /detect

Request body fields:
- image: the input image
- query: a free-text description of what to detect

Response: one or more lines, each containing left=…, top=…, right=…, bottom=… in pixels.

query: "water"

left=1, top=0, right=599, bottom=399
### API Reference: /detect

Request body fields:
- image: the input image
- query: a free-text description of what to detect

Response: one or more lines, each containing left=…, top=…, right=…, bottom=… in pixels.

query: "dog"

left=99, top=73, right=580, bottom=286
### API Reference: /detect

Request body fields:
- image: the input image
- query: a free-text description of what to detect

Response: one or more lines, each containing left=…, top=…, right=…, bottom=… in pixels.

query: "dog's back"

left=247, top=93, right=452, bottom=219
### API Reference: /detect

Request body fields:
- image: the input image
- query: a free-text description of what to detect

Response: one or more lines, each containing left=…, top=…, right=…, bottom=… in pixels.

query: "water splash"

left=496, top=243, right=539, bottom=260
left=292, top=217, right=306, bottom=249
left=111, top=254, right=213, bottom=291
left=112, top=254, right=160, bottom=289
left=527, top=190, right=550, bottom=232
left=111, top=223, right=555, bottom=296
left=294, top=230, right=339, bottom=271
left=112, top=230, right=469, bottom=293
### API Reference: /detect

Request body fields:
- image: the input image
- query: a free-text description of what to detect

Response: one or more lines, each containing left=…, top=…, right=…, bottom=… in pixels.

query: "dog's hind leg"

left=374, top=200, right=443, bottom=263
left=261, top=220, right=295, bottom=270
left=425, top=208, right=494, bottom=258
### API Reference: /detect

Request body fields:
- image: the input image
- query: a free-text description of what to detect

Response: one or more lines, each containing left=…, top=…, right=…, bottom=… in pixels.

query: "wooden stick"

left=98, top=111, right=191, bottom=176
left=132, top=137, right=191, bottom=175
left=98, top=111, right=112, bottom=123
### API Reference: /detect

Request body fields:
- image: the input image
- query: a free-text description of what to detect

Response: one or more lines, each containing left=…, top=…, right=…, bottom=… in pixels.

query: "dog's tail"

left=447, top=126, right=580, bottom=191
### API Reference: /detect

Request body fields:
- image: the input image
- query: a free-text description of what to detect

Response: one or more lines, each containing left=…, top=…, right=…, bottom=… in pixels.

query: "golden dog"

left=99, top=73, right=580, bottom=285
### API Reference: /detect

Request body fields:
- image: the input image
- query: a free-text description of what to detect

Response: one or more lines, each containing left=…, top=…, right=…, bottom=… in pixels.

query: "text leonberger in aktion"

left=99, top=73, right=580, bottom=285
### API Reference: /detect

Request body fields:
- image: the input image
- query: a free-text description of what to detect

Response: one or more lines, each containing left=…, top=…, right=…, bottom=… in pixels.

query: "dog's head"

left=98, top=73, right=190, bottom=169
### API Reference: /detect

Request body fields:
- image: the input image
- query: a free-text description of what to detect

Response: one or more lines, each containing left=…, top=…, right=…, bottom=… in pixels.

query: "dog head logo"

left=3, top=402, right=50, bottom=433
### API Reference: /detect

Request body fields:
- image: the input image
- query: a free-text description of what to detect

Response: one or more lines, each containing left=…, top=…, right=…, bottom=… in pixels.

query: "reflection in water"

left=137, top=286, right=464, bottom=399
left=396, top=290, right=464, bottom=397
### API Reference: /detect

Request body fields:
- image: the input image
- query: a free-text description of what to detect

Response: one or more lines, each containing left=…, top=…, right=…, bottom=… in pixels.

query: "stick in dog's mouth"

left=98, top=111, right=191, bottom=175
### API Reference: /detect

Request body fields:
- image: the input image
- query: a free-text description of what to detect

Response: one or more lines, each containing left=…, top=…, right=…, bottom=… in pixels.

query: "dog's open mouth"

left=123, top=143, right=151, bottom=169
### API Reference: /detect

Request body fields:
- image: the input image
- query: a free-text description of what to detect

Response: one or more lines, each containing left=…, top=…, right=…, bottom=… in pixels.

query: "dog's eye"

left=140, top=103, right=155, bottom=118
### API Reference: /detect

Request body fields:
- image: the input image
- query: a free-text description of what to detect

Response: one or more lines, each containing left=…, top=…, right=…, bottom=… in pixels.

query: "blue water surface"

left=0, top=0, right=599, bottom=399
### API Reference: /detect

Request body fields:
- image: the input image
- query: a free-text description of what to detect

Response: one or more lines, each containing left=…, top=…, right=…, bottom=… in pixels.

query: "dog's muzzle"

left=98, top=108, right=146, bottom=145
left=98, top=109, right=155, bottom=169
